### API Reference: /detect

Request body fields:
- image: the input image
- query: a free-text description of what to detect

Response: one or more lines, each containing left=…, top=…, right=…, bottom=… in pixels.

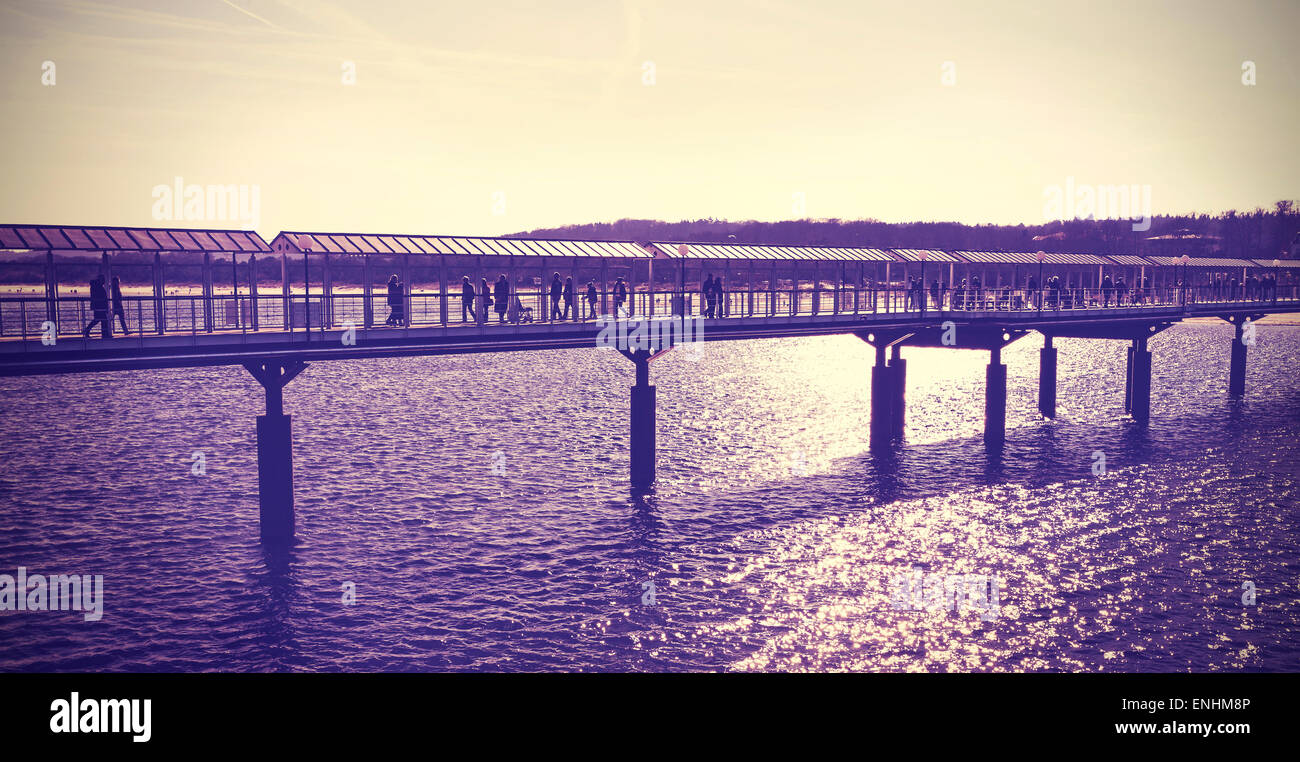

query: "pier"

left=2, top=224, right=1297, bottom=541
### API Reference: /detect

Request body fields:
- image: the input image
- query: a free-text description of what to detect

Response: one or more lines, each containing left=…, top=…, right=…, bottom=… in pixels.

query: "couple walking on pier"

left=82, top=275, right=130, bottom=338
left=702, top=274, right=726, bottom=318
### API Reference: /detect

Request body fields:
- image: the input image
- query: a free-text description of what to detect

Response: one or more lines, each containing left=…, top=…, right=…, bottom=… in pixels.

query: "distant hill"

left=510, top=201, right=1300, bottom=261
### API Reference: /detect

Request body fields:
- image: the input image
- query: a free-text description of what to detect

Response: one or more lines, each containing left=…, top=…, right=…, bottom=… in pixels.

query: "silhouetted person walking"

left=110, top=276, right=130, bottom=335
left=461, top=275, right=476, bottom=323
left=83, top=276, right=111, bottom=338
left=585, top=280, right=598, bottom=318
left=702, top=274, right=715, bottom=318
left=386, top=274, right=402, bottom=326
left=478, top=277, right=492, bottom=325
left=613, top=276, right=628, bottom=316
left=494, top=274, right=509, bottom=323
left=549, top=273, right=563, bottom=320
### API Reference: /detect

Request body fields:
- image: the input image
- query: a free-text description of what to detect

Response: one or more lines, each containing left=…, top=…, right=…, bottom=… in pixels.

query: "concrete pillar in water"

left=870, top=342, right=893, bottom=450
left=1038, top=334, right=1057, bottom=418
left=257, top=413, right=294, bottom=541
left=985, top=345, right=1007, bottom=445
left=244, top=360, right=307, bottom=542
left=889, top=343, right=906, bottom=438
left=619, top=348, right=659, bottom=489
left=629, top=354, right=655, bottom=488
left=1229, top=320, right=1247, bottom=398
left=1130, top=337, right=1152, bottom=422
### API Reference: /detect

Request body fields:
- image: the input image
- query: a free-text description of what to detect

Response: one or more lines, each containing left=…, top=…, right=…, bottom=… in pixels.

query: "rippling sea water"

left=0, top=320, right=1297, bottom=672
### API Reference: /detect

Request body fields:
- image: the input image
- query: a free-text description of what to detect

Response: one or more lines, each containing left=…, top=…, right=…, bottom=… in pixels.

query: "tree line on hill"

left=511, top=200, right=1300, bottom=261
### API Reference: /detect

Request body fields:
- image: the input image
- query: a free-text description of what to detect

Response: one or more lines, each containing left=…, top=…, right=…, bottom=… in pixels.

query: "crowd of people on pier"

left=1203, top=272, right=1280, bottom=301
left=65, top=266, right=1294, bottom=338
left=447, top=272, right=631, bottom=326
left=878, top=271, right=1285, bottom=312
left=889, top=274, right=1162, bottom=311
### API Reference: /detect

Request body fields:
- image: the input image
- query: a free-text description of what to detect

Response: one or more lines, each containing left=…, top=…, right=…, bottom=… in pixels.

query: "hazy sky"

left=0, top=0, right=1296, bottom=240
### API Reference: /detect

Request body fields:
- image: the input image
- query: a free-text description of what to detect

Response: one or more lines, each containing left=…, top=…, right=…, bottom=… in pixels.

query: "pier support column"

left=870, top=343, right=893, bottom=450
left=621, top=349, right=659, bottom=489
left=889, top=344, right=906, bottom=438
left=1130, top=337, right=1152, bottom=422
left=631, top=369, right=655, bottom=488
left=1229, top=320, right=1247, bottom=398
left=244, top=360, right=308, bottom=542
left=985, top=345, right=1007, bottom=446
left=1038, top=335, right=1057, bottom=418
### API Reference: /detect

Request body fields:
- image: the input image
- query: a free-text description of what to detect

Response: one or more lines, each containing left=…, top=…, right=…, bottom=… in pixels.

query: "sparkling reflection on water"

left=0, top=321, right=1297, bottom=671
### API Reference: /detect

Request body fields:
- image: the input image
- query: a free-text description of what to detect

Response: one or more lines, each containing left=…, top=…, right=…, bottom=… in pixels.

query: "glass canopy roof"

left=0, top=224, right=269, bottom=252
left=273, top=232, right=654, bottom=258
left=954, top=250, right=1115, bottom=266
left=652, top=241, right=896, bottom=261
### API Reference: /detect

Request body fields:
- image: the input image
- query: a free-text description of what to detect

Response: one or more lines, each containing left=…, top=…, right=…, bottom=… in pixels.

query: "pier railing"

left=2, top=284, right=1296, bottom=341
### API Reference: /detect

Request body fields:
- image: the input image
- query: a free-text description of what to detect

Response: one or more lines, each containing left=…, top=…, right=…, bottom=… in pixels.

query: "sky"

left=0, top=0, right=1296, bottom=240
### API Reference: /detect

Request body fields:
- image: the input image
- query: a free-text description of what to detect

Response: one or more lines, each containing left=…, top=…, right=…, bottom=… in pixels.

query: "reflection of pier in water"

left=2, top=223, right=1298, bottom=542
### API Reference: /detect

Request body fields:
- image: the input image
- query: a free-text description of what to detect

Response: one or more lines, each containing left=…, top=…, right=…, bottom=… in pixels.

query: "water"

left=0, top=320, right=1297, bottom=672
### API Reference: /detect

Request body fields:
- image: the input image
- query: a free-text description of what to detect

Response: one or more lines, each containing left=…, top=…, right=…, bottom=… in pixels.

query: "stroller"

left=508, top=296, right=533, bottom=324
